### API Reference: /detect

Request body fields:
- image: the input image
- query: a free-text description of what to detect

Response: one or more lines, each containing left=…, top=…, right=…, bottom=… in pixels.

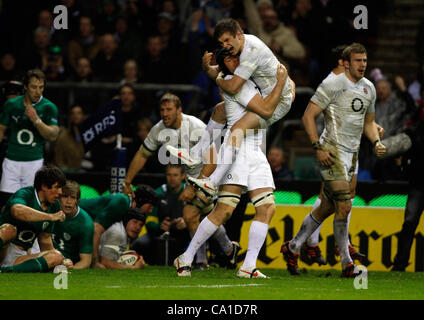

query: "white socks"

left=289, top=213, right=322, bottom=254
left=191, top=119, right=225, bottom=159
left=209, top=144, right=239, bottom=185
left=182, top=217, right=218, bottom=264
left=241, top=221, right=269, bottom=269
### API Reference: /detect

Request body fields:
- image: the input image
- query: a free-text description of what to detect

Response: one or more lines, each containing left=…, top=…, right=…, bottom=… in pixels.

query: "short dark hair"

left=213, top=18, right=243, bottom=44
left=215, top=47, right=232, bottom=76
left=34, top=165, right=66, bottom=191
left=342, top=43, right=367, bottom=62
left=62, top=180, right=81, bottom=200
left=119, top=83, right=135, bottom=94
left=331, top=45, right=348, bottom=68
left=134, top=184, right=159, bottom=207
left=166, top=164, right=185, bottom=175
left=23, top=69, right=46, bottom=86
left=159, top=92, right=182, bottom=109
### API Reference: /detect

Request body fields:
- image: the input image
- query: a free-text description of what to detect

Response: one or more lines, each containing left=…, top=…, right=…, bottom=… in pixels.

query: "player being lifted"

left=281, top=43, right=386, bottom=277
left=168, top=18, right=295, bottom=194
left=174, top=47, right=288, bottom=278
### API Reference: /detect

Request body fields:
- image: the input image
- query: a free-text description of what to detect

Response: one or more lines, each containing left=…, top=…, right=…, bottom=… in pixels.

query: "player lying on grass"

left=99, top=207, right=146, bottom=269
left=0, top=166, right=66, bottom=273
left=174, top=47, right=287, bottom=278
left=79, top=184, right=157, bottom=268
left=52, top=180, right=94, bottom=269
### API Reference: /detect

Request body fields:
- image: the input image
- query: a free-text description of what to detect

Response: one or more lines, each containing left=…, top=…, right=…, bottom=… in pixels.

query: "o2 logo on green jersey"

left=18, top=230, right=36, bottom=243
left=17, top=129, right=36, bottom=147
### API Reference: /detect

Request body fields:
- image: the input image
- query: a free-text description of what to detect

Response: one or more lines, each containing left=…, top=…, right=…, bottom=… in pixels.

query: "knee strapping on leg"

left=217, top=191, right=240, bottom=208
left=191, top=190, right=215, bottom=215
left=323, top=185, right=351, bottom=202
left=251, top=192, right=275, bottom=207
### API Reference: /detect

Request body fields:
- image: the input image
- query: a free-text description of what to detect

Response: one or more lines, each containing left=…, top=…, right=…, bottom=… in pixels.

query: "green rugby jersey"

left=0, top=95, right=59, bottom=161
left=0, top=186, right=61, bottom=250
left=79, top=193, right=131, bottom=230
left=52, top=207, right=94, bottom=263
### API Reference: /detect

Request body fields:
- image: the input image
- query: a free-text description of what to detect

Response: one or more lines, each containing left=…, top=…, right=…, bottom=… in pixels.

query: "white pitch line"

left=105, top=284, right=265, bottom=289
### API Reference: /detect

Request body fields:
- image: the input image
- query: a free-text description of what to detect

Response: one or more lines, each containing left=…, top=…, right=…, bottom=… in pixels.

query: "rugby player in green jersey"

left=79, top=184, right=158, bottom=268
left=0, top=166, right=66, bottom=273
left=0, top=69, right=59, bottom=207
left=53, top=180, right=94, bottom=269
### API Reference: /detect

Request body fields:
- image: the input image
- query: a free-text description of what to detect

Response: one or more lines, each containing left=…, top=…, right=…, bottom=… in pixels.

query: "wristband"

left=35, top=118, right=42, bottom=125
left=373, top=139, right=380, bottom=146
left=312, top=141, right=322, bottom=151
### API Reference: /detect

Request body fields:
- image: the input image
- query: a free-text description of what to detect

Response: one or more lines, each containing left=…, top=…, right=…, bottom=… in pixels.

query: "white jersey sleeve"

left=310, top=76, right=343, bottom=110
left=236, top=79, right=259, bottom=107
left=142, top=121, right=164, bottom=153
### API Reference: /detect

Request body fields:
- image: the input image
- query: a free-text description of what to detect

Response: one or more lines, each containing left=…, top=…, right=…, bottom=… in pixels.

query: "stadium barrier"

left=239, top=204, right=424, bottom=272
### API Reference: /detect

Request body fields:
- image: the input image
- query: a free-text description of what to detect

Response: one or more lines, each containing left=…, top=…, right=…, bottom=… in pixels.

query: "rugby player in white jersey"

left=174, top=48, right=288, bottom=278
left=303, top=45, right=385, bottom=267
left=122, top=93, right=239, bottom=268
left=281, top=43, right=386, bottom=277
left=168, top=18, right=295, bottom=195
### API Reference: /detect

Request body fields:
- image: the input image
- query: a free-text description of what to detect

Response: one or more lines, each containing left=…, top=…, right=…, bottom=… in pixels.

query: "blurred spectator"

left=67, top=16, right=101, bottom=71
left=119, top=84, right=142, bottom=162
left=114, top=16, right=142, bottom=60
left=37, top=9, right=69, bottom=47
left=0, top=52, right=22, bottom=81
left=43, top=45, right=67, bottom=81
left=257, top=0, right=274, bottom=18
left=120, top=59, right=140, bottom=85
left=52, top=105, right=87, bottom=171
left=95, top=0, right=119, bottom=35
left=156, top=12, right=182, bottom=59
left=134, top=117, right=162, bottom=173
left=408, top=61, right=424, bottom=103
left=120, top=0, right=156, bottom=37
left=92, top=33, right=124, bottom=82
left=372, top=76, right=417, bottom=181
left=161, top=0, right=178, bottom=21
left=60, top=0, right=83, bottom=38
left=21, top=27, right=50, bottom=70
left=139, top=34, right=176, bottom=84
left=267, top=146, right=294, bottom=180
left=68, top=57, right=99, bottom=115
left=131, top=164, right=190, bottom=265
left=243, top=0, right=306, bottom=69
left=375, top=77, right=416, bottom=138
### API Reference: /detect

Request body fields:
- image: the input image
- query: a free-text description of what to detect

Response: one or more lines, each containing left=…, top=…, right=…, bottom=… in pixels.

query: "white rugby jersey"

left=99, top=222, right=128, bottom=261
left=142, top=113, right=206, bottom=176
left=311, top=72, right=376, bottom=153
left=223, top=75, right=263, bottom=146
left=235, top=34, right=291, bottom=98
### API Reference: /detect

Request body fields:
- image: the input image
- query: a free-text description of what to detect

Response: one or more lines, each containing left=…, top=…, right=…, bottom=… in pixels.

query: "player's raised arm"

left=11, top=204, right=65, bottom=222
left=216, top=73, right=246, bottom=95
left=246, top=64, right=288, bottom=119
left=202, top=51, right=220, bottom=80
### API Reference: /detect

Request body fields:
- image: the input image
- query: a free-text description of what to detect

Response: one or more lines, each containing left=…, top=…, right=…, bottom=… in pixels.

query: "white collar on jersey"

left=32, top=95, right=43, bottom=106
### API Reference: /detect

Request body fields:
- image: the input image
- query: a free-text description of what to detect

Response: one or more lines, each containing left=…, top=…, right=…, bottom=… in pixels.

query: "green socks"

left=0, top=256, right=49, bottom=273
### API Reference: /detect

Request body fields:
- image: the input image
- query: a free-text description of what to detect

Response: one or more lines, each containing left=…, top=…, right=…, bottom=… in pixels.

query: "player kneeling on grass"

left=99, top=207, right=147, bottom=269
left=52, top=180, right=94, bottom=269
left=0, top=166, right=67, bottom=273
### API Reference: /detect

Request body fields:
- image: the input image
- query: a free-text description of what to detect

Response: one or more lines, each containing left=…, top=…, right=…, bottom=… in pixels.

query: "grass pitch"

left=1, top=266, right=423, bottom=300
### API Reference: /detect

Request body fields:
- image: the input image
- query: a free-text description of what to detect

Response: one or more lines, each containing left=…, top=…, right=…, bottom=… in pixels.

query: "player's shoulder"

left=321, top=73, right=345, bottom=90
left=3, top=95, right=23, bottom=109
left=242, top=34, right=267, bottom=55
left=78, top=207, right=95, bottom=225
left=182, top=113, right=206, bottom=129
left=39, top=97, right=58, bottom=109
